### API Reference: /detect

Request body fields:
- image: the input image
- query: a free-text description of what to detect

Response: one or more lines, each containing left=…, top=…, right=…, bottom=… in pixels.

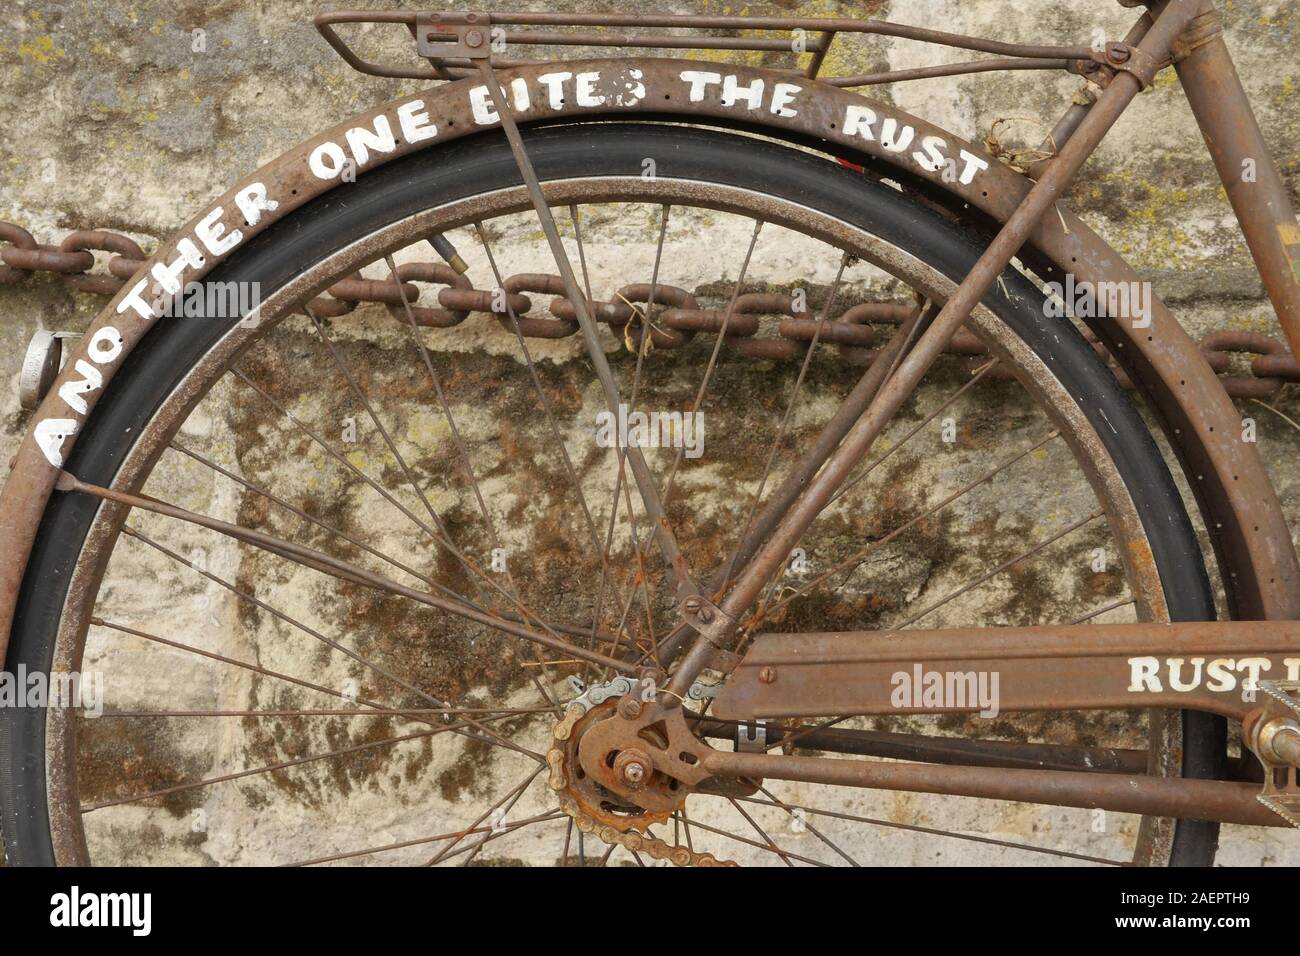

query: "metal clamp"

left=1102, top=41, right=1162, bottom=89
left=679, top=594, right=738, bottom=648
left=736, top=721, right=767, bottom=753
left=415, top=12, right=493, bottom=62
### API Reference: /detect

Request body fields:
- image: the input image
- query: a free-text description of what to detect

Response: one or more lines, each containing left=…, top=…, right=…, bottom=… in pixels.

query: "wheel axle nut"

left=613, top=749, right=653, bottom=790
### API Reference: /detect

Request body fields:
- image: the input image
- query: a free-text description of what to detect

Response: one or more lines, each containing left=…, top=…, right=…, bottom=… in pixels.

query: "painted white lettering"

left=1167, top=657, right=1205, bottom=693
left=309, top=142, right=349, bottom=180
left=233, top=182, right=278, bottom=226
left=1237, top=657, right=1272, bottom=688
left=575, top=71, right=605, bottom=107
left=770, top=82, right=801, bottom=117
left=843, top=104, right=878, bottom=141
left=1205, top=658, right=1236, bottom=693
left=195, top=206, right=241, bottom=257
left=721, top=74, right=764, bottom=110
left=879, top=117, right=915, bottom=153
left=397, top=99, right=439, bottom=143
left=537, top=72, right=573, bottom=110
left=116, top=277, right=155, bottom=321
left=469, top=85, right=498, bottom=125
left=958, top=148, right=990, bottom=185
left=150, top=238, right=205, bottom=296
left=35, top=418, right=77, bottom=468
left=86, top=327, right=123, bottom=364
left=912, top=134, right=948, bottom=173
left=344, top=115, right=396, bottom=167
left=1128, top=657, right=1162, bottom=692
left=680, top=70, right=722, bottom=103
left=56, top=360, right=103, bottom=416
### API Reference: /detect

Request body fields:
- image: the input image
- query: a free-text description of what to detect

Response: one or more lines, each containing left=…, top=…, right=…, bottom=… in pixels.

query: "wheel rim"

left=38, top=174, right=1190, bottom=866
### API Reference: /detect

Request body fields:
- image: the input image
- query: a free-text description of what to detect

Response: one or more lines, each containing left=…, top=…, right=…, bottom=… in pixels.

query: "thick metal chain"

left=3, top=221, right=1297, bottom=399
left=547, top=684, right=736, bottom=867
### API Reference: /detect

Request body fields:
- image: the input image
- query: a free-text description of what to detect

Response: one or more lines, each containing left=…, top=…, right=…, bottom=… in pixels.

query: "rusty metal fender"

left=2, top=59, right=1295, bottom=661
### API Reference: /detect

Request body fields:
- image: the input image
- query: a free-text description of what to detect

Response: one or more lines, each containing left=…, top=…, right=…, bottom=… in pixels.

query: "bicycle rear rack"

left=314, top=9, right=1106, bottom=87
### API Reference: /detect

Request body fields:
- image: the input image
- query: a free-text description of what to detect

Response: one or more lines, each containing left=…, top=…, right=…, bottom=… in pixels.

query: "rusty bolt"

left=617, top=696, right=643, bottom=720
left=1106, top=42, right=1131, bottom=64
left=759, top=666, right=778, bottom=685
left=683, top=596, right=702, bottom=613
left=698, top=607, right=714, bottom=623
left=465, top=29, right=485, bottom=48
left=1080, top=59, right=1100, bottom=74
left=614, top=749, right=653, bottom=790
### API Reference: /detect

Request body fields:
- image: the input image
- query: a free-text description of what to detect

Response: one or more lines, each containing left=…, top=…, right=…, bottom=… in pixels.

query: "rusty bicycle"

left=2, top=0, right=1299, bottom=866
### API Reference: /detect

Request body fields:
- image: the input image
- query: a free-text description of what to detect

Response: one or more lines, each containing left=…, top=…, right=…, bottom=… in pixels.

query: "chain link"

left=3, top=221, right=1297, bottom=398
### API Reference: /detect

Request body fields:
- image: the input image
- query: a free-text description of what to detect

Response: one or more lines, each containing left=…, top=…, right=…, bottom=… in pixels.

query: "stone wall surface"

left=1, top=0, right=1299, bottom=866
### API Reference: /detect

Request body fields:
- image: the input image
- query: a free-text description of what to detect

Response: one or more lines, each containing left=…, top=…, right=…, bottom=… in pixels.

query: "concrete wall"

left=2, top=1, right=1299, bottom=865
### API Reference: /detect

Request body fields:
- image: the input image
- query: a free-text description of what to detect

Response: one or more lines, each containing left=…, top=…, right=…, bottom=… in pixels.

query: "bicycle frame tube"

left=1173, top=2, right=1300, bottom=363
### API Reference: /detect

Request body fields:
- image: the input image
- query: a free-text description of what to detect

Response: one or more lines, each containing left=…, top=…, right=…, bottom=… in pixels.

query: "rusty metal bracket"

left=414, top=11, right=492, bottom=62
left=679, top=594, right=739, bottom=651
left=1102, top=40, right=1162, bottom=88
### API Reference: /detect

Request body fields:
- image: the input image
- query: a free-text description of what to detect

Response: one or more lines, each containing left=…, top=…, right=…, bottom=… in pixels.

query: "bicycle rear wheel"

left=1, top=123, right=1221, bottom=866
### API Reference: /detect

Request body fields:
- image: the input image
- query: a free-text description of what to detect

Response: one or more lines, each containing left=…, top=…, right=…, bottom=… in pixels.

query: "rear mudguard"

left=2, top=59, right=1295, bottom=658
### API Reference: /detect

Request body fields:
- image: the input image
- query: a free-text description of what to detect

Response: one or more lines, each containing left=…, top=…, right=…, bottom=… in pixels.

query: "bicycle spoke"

left=115, top=527, right=551, bottom=763
left=167, top=441, right=613, bottom=648
left=425, top=764, right=545, bottom=865
left=285, top=810, right=564, bottom=867
left=596, top=205, right=673, bottom=669
left=81, top=719, right=498, bottom=813
left=62, top=472, right=636, bottom=676
left=457, top=765, right=547, bottom=867
left=756, top=785, right=859, bottom=866
left=719, top=250, right=851, bottom=592
left=90, top=616, right=527, bottom=735
left=658, top=218, right=765, bottom=509
left=1073, top=596, right=1136, bottom=623
left=751, top=430, right=1063, bottom=627
left=733, top=794, right=1126, bottom=866
left=668, top=812, right=828, bottom=866
left=471, top=217, right=635, bottom=658
left=897, top=509, right=1104, bottom=629
left=306, top=302, right=566, bottom=712
left=726, top=795, right=796, bottom=867
left=431, top=811, right=567, bottom=866
left=228, top=365, right=564, bottom=640
left=830, top=357, right=1001, bottom=507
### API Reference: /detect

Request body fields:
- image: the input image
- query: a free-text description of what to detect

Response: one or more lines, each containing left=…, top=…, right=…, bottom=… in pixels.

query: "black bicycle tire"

left=0, top=122, right=1222, bottom=866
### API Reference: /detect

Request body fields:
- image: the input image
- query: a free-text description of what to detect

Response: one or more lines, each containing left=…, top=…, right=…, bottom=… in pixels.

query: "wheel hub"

left=548, top=698, right=680, bottom=832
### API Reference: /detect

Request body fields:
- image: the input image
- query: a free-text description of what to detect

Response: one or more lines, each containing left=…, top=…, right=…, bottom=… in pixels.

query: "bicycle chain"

left=4, top=221, right=1297, bottom=400
left=546, top=682, right=737, bottom=867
